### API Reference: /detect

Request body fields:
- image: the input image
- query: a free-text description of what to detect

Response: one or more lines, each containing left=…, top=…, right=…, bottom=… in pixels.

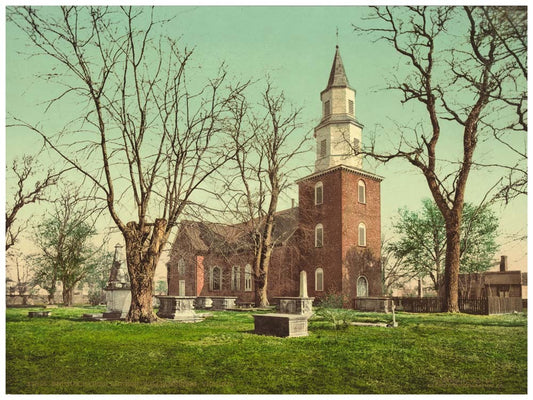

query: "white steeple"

left=314, top=46, right=363, bottom=172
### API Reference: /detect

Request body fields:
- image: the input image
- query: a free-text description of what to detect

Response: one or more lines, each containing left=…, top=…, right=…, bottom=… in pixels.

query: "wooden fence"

left=391, top=296, right=523, bottom=315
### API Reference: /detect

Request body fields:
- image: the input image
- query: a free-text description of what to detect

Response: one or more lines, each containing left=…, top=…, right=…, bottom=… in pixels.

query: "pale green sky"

left=4, top=5, right=528, bottom=274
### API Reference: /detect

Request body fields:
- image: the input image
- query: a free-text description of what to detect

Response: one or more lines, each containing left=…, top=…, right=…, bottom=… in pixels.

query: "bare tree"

left=223, top=82, right=308, bottom=306
left=5, top=154, right=63, bottom=251
left=8, top=6, right=249, bottom=322
left=353, top=6, right=526, bottom=312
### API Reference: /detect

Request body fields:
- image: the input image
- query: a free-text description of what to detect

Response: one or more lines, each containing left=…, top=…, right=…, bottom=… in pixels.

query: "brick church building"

left=167, top=46, right=383, bottom=306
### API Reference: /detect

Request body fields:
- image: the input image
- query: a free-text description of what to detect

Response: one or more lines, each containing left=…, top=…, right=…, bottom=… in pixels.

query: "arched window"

left=358, top=223, right=366, bottom=246
left=357, top=276, right=368, bottom=297
left=244, top=264, right=253, bottom=292
left=315, top=268, right=324, bottom=291
left=315, top=224, right=324, bottom=248
left=358, top=180, right=366, bottom=204
left=231, top=265, right=241, bottom=291
left=210, top=266, right=221, bottom=291
left=177, top=259, right=186, bottom=275
left=315, top=181, right=323, bottom=205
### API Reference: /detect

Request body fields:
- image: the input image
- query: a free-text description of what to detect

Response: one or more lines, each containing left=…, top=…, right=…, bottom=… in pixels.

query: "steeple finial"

left=336, top=26, right=339, bottom=47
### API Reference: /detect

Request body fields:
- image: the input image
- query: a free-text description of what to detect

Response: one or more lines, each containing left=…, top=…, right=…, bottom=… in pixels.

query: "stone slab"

left=253, top=313, right=309, bottom=337
left=28, top=311, right=51, bottom=318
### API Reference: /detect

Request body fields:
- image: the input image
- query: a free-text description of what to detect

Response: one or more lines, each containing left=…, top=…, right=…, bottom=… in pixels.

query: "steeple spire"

left=326, top=45, right=350, bottom=90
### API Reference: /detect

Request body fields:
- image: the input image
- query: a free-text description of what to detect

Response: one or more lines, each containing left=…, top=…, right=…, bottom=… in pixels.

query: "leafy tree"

left=390, top=199, right=499, bottom=291
left=8, top=6, right=249, bottom=321
left=381, top=237, right=414, bottom=295
left=353, top=6, right=526, bottom=311
left=29, top=190, right=105, bottom=306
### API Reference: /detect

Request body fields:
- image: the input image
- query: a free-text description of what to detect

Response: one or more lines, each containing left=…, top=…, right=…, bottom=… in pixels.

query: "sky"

left=3, top=4, right=528, bottom=284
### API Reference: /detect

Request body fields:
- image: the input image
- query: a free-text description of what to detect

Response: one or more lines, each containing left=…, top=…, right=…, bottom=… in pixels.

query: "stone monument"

left=83, top=243, right=131, bottom=321
left=275, top=271, right=314, bottom=316
left=102, top=244, right=131, bottom=320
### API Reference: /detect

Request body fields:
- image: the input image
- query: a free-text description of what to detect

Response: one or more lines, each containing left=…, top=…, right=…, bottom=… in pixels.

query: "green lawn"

left=5, top=306, right=527, bottom=394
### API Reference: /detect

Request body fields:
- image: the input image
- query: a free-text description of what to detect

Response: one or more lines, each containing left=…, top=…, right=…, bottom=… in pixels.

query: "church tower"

left=315, top=45, right=363, bottom=172
left=297, top=46, right=383, bottom=305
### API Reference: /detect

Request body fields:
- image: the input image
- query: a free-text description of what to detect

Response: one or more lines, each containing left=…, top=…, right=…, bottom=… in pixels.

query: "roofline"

left=295, top=164, right=384, bottom=183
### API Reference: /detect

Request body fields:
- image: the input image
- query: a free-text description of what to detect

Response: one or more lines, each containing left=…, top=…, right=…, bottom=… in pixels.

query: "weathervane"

left=336, top=26, right=339, bottom=47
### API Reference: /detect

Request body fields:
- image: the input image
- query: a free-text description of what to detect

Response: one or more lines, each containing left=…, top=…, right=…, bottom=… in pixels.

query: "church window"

left=358, top=180, right=366, bottom=204
left=315, top=224, right=324, bottom=248
left=177, top=259, right=186, bottom=275
left=315, top=268, right=324, bottom=291
left=231, top=265, right=241, bottom=291
left=244, top=264, right=252, bottom=292
left=324, top=100, right=331, bottom=116
left=358, top=223, right=367, bottom=246
left=210, top=266, right=222, bottom=291
left=315, top=182, right=323, bottom=205
left=353, top=138, right=360, bottom=153
left=320, top=139, right=327, bottom=158
left=357, top=276, right=368, bottom=297
left=348, top=100, right=354, bottom=115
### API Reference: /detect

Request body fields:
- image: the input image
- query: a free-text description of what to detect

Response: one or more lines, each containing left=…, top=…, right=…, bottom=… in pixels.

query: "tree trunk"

left=123, top=219, right=168, bottom=323
left=63, top=286, right=73, bottom=306
left=255, top=244, right=274, bottom=307
left=443, top=217, right=461, bottom=312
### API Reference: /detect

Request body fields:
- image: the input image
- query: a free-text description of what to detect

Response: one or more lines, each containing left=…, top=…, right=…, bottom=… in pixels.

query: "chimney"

left=500, top=255, right=508, bottom=272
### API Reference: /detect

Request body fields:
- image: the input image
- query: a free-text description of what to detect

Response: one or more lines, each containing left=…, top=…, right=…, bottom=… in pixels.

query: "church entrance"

left=357, top=276, right=368, bottom=297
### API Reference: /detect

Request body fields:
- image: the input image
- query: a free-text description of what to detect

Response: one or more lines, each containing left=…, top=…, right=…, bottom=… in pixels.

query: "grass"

left=5, top=306, right=527, bottom=394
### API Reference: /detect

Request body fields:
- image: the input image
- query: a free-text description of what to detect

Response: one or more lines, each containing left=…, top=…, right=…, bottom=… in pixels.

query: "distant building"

left=167, top=46, right=383, bottom=305
left=458, top=256, right=527, bottom=300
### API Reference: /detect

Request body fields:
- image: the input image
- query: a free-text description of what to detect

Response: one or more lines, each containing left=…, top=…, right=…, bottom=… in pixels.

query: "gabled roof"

left=173, top=207, right=299, bottom=255
left=326, top=45, right=350, bottom=90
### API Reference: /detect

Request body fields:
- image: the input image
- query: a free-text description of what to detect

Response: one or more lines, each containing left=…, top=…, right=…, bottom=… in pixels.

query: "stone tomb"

left=156, top=296, right=205, bottom=322
left=253, top=271, right=312, bottom=338
left=253, top=313, right=309, bottom=338
left=210, top=296, right=238, bottom=310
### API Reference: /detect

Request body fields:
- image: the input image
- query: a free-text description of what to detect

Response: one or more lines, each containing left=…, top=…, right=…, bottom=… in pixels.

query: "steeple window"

left=348, top=100, right=354, bottom=115
left=320, top=139, right=327, bottom=158
left=323, top=100, right=331, bottom=117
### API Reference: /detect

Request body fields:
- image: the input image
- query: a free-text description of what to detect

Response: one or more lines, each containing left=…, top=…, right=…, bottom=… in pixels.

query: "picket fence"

left=391, top=296, right=522, bottom=315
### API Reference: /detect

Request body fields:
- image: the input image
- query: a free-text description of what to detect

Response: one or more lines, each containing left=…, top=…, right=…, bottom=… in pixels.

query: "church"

left=166, top=46, right=383, bottom=306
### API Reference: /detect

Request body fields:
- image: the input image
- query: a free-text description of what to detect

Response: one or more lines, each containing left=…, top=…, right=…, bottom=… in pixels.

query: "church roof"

left=173, top=207, right=299, bottom=255
left=326, top=45, right=350, bottom=90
